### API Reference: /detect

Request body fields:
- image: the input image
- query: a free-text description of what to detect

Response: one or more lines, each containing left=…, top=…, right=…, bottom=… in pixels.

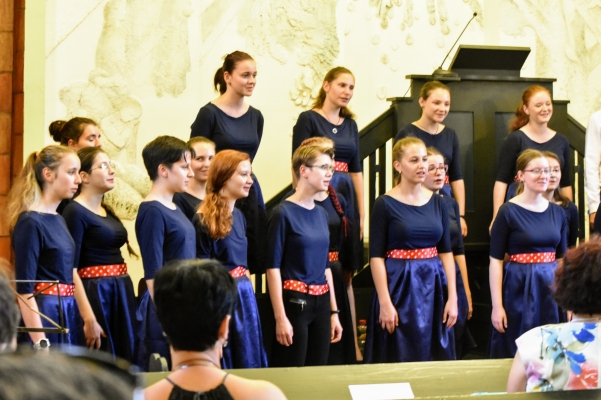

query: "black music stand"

left=12, top=280, right=69, bottom=335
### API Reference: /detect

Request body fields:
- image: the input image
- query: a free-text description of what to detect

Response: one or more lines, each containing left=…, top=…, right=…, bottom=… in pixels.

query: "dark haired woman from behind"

left=61, top=147, right=138, bottom=362
left=394, top=81, right=468, bottom=237
left=49, top=117, right=102, bottom=150
left=491, top=85, right=572, bottom=231
left=292, top=66, right=363, bottom=361
left=190, top=51, right=267, bottom=277
left=194, top=150, right=267, bottom=369
left=508, top=236, right=601, bottom=392
left=8, top=145, right=85, bottom=347
left=145, top=259, right=285, bottom=400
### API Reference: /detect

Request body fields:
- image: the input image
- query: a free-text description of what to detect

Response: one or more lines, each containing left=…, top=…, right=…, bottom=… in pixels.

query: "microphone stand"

left=432, top=12, right=478, bottom=78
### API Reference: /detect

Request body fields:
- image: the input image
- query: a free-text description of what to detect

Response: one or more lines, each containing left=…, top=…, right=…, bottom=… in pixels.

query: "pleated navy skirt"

left=222, top=276, right=268, bottom=369
left=490, top=261, right=564, bottom=359
left=136, top=290, right=170, bottom=371
left=364, top=257, right=455, bottom=363
left=81, top=275, right=137, bottom=362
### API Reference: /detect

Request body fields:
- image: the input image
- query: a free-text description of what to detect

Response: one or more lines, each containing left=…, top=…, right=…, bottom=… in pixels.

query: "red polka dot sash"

left=386, top=247, right=438, bottom=259
left=334, top=161, right=349, bottom=172
left=33, top=282, right=75, bottom=297
left=229, top=266, right=247, bottom=279
left=78, top=264, right=128, bottom=279
left=328, top=252, right=339, bottom=262
left=283, top=280, right=330, bottom=295
left=509, top=252, right=556, bottom=264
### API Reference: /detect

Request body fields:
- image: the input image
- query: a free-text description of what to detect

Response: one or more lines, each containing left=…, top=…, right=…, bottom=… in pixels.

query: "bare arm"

left=439, top=252, right=458, bottom=328
left=73, top=271, right=105, bottom=349
left=507, top=351, right=528, bottom=393
left=325, top=268, right=342, bottom=343
left=370, top=257, right=398, bottom=333
left=560, top=186, right=573, bottom=201
left=489, top=257, right=507, bottom=333
left=266, top=269, right=293, bottom=346
left=490, top=181, right=508, bottom=233
left=350, top=172, right=365, bottom=239
left=450, top=179, right=467, bottom=236
left=17, top=295, right=46, bottom=344
left=454, top=254, right=472, bottom=319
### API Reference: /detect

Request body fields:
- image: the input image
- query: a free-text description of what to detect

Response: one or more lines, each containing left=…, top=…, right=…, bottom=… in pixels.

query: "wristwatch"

left=33, top=338, right=50, bottom=350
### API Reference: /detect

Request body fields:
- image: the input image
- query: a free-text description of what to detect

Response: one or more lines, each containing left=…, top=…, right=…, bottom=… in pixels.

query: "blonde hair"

left=392, top=137, right=426, bottom=185
left=292, top=144, right=335, bottom=179
left=188, top=136, right=215, bottom=149
left=8, top=145, right=75, bottom=230
left=514, top=149, right=546, bottom=195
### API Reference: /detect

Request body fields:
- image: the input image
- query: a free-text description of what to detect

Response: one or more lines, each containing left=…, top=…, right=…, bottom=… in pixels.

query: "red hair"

left=509, top=85, right=551, bottom=132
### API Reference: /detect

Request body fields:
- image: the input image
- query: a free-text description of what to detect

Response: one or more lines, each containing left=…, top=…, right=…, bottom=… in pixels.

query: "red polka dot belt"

left=328, top=251, right=339, bottom=262
left=509, top=252, right=556, bottom=263
left=334, top=161, right=349, bottom=172
left=33, top=282, right=75, bottom=297
left=283, top=280, right=329, bottom=295
left=386, top=247, right=438, bottom=259
left=229, top=266, right=247, bottom=279
left=78, top=264, right=128, bottom=279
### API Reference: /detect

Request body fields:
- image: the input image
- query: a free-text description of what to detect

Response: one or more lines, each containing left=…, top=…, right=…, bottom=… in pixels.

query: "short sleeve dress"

left=193, top=208, right=267, bottom=369
left=489, top=201, right=568, bottom=358
left=62, top=201, right=137, bottom=362
left=190, top=103, right=266, bottom=275
left=364, top=194, right=455, bottom=363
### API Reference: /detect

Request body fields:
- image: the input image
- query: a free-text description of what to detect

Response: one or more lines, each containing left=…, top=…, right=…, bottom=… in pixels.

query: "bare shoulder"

left=144, top=379, right=173, bottom=400
left=226, top=375, right=287, bottom=400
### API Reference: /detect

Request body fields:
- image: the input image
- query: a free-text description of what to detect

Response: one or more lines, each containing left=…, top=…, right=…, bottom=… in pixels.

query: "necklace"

left=173, top=358, right=219, bottom=371
left=320, top=109, right=342, bottom=134
left=399, top=191, right=421, bottom=206
left=415, top=121, right=440, bottom=135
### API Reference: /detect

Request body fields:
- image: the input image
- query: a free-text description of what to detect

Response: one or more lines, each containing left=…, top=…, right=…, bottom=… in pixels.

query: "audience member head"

left=553, top=236, right=601, bottom=315
left=199, top=150, right=251, bottom=239
left=213, top=51, right=256, bottom=96
left=392, top=137, right=427, bottom=185
left=141, top=135, right=193, bottom=183
left=7, top=145, right=80, bottom=230
left=48, top=117, right=101, bottom=150
left=0, top=259, right=18, bottom=353
left=187, top=137, right=216, bottom=186
left=509, top=85, right=552, bottom=132
left=312, top=66, right=355, bottom=119
left=154, top=259, right=237, bottom=352
left=424, top=147, right=447, bottom=192
left=418, top=81, right=450, bottom=121
left=515, top=149, right=549, bottom=196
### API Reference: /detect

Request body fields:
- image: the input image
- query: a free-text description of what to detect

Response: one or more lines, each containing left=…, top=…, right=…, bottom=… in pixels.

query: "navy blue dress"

left=364, top=194, right=455, bottom=363
left=315, top=195, right=356, bottom=365
left=173, top=192, right=202, bottom=221
left=292, top=110, right=362, bottom=272
left=13, top=212, right=83, bottom=346
left=489, top=202, right=567, bottom=359
left=267, top=201, right=331, bottom=367
left=194, top=208, right=267, bottom=369
left=498, top=130, right=572, bottom=200
left=441, top=195, right=476, bottom=358
left=190, top=103, right=266, bottom=275
left=135, top=201, right=196, bottom=370
left=62, top=201, right=137, bottom=362
left=395, top=124, right=462, bottom=197
left=563, top=201, right=579, bottom=247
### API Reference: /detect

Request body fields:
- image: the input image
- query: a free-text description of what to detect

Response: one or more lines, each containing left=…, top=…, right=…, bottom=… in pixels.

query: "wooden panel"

left=0, top=113, right=10, bottom=152
left=0, top=72, right=11, bottom=112
left=444, top=111, right=475, bottom=212
left=0, top=0, right=13, bottom=31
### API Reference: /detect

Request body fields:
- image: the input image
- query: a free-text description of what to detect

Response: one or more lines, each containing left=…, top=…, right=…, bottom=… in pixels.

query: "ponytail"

left=104, top=201, right=139, bottom=258
left=213, top=67, right=226, bottom=95
left=509, top=85, right=551, bottom=133
left=213, top=51, right=254, bottom=95
left=328, top=185, right=350, bottom=237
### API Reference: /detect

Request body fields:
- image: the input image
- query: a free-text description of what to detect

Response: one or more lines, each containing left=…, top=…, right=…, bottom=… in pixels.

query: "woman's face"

left=524, top=90, right=553, bottom=125
left=419, top=89, right=450, bottom=123
left=324, top=73, right=355, bottom=110
left=166, top=152, right=193, bottom=193
left=301, top=153, right=334, bottom=192
left=82, top=152, right=115, bottom=193
left=222, top=160, right=253, bottom=201
left=190, top=142, right=215, bottom=183
left=394, top=144, right=428, bottom=185
left=424, top=154, right=446, bottom=191
left=518, top=157, right=550, bottom=194
left=225, top=59, right=257, bottom=97
left=44, top=153, right=82, bottom=200
left=546, top=157, right=561, bottom=192
left=70, top=124, right=102, bottom=150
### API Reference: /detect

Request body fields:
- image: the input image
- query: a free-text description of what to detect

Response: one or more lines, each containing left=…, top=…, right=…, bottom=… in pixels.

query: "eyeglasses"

left=427, top=164, right=448, bottom=175
left=306, top=164, right=335, bottom=173
left=524, top=168, right=551, bottom=176
left=549, top=168, right=561, bottom=176
left=91, top=161, right=115, bottom=171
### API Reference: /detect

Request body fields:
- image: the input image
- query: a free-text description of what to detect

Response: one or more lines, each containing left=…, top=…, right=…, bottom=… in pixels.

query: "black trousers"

left=271, top=290, right=331, bottom=367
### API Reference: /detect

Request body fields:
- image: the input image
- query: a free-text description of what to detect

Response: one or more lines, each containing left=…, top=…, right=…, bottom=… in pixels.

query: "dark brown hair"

left=553, top=235, right=601, bottom=314
left=48, top=117, right=98, bottom=146
left=420, top=81, right=450, bottom=101
left=509, top=85, right=552, bottom=132
left=214, top=51, right=254, bottom=95
left=311, top=67, right=355, bottom=119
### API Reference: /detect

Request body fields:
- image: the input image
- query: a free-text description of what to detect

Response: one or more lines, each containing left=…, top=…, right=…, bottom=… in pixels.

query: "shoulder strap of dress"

left=221, top=373, right=229, bottom=384
left=165, top=377, right=177, bottom=386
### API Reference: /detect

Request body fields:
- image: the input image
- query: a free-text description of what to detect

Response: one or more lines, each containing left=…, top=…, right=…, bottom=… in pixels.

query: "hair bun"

left=48, top=120, right=67, bottom=142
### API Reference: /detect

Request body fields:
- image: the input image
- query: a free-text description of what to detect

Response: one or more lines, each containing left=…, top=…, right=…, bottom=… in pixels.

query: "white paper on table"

left=348, top=382, right=415, bottom=400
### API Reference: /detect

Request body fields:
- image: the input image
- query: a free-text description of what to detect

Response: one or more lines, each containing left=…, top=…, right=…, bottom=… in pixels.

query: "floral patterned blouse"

left=516, top=321, right=600, bottom=391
